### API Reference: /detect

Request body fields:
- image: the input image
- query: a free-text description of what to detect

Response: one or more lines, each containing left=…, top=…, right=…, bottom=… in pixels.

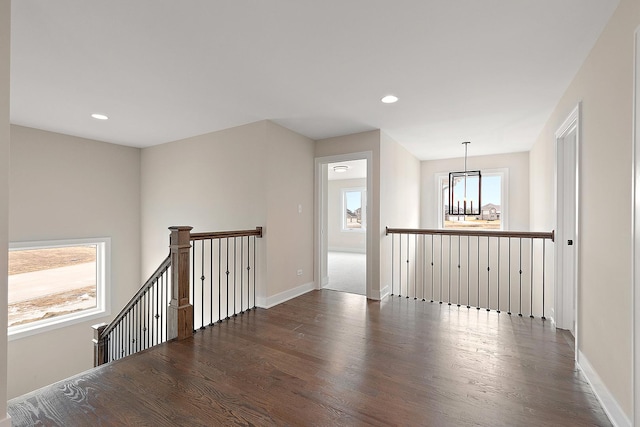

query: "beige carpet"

left=325, top=251, right=366, bottom=295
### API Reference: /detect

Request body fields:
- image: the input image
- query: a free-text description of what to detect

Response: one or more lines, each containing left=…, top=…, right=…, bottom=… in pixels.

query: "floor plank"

left=8, top=290, right=611, bottom=426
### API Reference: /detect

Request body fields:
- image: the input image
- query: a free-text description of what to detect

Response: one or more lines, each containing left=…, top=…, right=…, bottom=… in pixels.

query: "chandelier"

left=448, top=141, right=481, bottom=217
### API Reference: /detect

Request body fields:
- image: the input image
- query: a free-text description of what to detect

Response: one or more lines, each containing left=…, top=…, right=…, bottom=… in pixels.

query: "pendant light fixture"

left=448, top=141, right=481, bottom=217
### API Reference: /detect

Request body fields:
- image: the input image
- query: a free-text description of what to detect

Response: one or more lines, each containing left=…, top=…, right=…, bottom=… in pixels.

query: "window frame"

left=436, top=168, right=509, bottom=230
left=8, top=237, right=111, bottom=341
left=341, top=187, right=367, bottom=232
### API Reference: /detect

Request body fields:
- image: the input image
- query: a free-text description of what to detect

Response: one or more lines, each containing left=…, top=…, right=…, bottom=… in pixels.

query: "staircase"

left=92, top=226, right=263, bottom=366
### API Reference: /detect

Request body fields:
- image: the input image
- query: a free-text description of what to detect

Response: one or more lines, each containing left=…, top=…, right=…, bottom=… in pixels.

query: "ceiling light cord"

left=463, top=141, right=470, bottom=209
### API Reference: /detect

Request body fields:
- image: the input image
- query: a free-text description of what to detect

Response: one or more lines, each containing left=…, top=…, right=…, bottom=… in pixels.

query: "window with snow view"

left=8, top=238, right=110, bottom=338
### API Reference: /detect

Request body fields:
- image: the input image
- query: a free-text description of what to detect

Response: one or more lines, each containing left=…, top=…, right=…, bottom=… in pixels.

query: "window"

left=342, top=188, right=366, bottom=231
left=8, top=237, right=110, bottom=339
left=438, top=170, right=506, bottom=230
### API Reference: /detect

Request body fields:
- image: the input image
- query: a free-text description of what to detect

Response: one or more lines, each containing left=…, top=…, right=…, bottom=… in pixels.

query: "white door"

left=555, top=105, right=580, bottom=338
left=560, top=127, right=576, bottom=335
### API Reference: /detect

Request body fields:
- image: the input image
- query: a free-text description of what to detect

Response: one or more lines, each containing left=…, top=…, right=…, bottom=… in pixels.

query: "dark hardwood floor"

left=9, top=290, right=610, bottom=426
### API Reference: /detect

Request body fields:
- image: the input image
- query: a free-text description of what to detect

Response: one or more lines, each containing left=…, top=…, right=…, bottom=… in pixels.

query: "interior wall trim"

left=578, top=350, right=631, bottom=427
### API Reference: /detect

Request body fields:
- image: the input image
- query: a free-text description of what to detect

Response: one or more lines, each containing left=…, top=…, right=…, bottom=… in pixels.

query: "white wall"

left=8, top=125, right=141, bottom=399
left=328, top=178, right=366, bottom=252
left=421, top=151, right=530, bottom=230
left=530, top=0, right=638, bottom=420
left=264, top=121, right=315, bottom=300
left=140, top=120, right=315, bottom=306
left=140, top=121, right=267, bottom=278
left=0, top=0, right=10, bottom=423
left=380, top=132, right=421, bottom=296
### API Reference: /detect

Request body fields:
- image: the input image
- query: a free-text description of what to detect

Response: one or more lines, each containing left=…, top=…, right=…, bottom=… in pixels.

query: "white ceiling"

left=10, top=1, right=619, bottom=160
left=328, top=160, right=367, bottom=181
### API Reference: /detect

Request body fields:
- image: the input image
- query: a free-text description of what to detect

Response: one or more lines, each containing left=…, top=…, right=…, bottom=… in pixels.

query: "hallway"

left=8, top=290, right=610, bottom=426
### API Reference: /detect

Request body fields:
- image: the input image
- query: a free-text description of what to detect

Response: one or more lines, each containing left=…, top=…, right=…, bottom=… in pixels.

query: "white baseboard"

left=328, top=247, right=366, bottom=254
left=577, top=350, right=631, bottom=427
left=380, top=285, right=390, bottom=299
left=368, top=285, right=389, bottom=301
left=256, top=281, right=315, bottom=309
left=0, top=414, right=11, bottom=427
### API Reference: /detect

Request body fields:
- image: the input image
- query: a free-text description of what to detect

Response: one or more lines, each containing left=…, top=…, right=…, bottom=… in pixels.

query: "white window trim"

left=435, top=168, right=509, bottom=230
left=341, top=187, right=366, bottom=232
left=8, top=237, right=111, bottom=341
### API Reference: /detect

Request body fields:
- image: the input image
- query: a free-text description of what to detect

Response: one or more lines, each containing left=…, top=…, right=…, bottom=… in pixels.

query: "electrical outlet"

left=297, top=269, right=303, bottom=276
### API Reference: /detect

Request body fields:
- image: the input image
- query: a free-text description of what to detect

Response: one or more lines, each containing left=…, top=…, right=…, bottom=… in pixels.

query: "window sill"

left=8, top=307, right=110, bottom=341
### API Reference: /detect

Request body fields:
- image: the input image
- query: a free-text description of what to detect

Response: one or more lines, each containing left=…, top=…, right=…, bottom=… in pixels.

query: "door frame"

left=632, top=25, right=640, bottom=427
left=554, top=102, right=581, bottom=358
left=314, top=151, right=372, bottom=299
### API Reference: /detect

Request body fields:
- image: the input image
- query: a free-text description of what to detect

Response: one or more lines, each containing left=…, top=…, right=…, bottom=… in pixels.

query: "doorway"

left=555, top=104, right=580, bottom=344
left=633, top=26, right=640, bottom=426
left=325, top=159, right=367, bottom=295
left=315, top=153, right=372, bottom=298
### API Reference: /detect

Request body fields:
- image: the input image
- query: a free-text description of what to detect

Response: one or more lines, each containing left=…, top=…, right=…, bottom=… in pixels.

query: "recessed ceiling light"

left=333, top=165, right=349, bottom=173
left=381, top=95, right=398, bottom=104
left=91, top=113, right=109, bottom=120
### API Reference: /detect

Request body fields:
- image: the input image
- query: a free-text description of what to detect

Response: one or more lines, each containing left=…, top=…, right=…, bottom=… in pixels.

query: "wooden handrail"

left=385, top=227, right=554, bottom=242
left=101, top=254, right=171, bottom=338
left=94, top=225, right=264, bottom=366
left=190, top=226, right=263, bottom=241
